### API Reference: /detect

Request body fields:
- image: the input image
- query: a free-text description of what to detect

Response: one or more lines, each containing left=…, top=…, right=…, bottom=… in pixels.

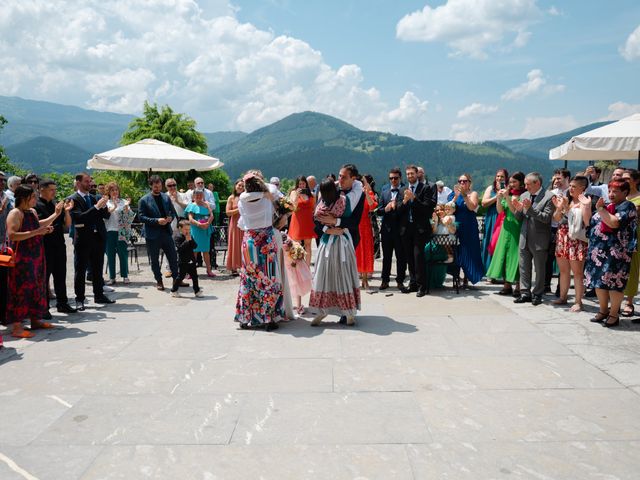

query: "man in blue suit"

left=138, top=175, right=179, bottom=290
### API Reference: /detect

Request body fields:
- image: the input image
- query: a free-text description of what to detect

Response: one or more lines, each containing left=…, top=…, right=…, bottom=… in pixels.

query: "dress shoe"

left=43, top=310, right=52, bottom=320
left=75, top=300, right=86, bottom=311
left=531, top=296, right=543, bottom=306
left=57, top=304, right=77, bottom=314
left=495, top=288, right=513, bottom=296
left=401, top=285, right=419, bottom=294
left=95, top=296, right=115, bottom=304
left=156, top=280, right=165, bottom=291
left=416, top=290, right=427, bottom=298
left=514, top=296, right=532, bottom=304
left=338, top=315, right=347, bottom=324
left=379, top=281, right=389, bottom=290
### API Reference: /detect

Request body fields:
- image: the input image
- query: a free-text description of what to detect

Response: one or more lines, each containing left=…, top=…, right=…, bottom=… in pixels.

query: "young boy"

left=172, top=219, right=203, bottom=298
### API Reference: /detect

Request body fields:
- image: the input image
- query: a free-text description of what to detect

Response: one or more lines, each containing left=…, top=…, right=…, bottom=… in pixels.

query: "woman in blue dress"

left=449, top=173, right=485, bottom=286
left=185, top=189, right=215, bottom=277
left=480, top=169, right=508, bottom=275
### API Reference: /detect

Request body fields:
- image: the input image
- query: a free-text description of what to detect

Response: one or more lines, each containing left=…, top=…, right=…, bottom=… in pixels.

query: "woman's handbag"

left=0, top=213, right=23, bottom=267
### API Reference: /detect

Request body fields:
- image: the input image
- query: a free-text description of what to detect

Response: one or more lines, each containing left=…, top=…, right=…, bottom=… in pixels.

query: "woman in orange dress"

left=225, top=179, right=244, bottom=275
left=355, top=174, right=378, bottom=289
left=288, top=176, right=317, bottom=265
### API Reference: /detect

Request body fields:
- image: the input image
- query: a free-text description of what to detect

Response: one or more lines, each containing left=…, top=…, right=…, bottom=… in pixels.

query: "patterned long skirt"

left=234, top=227, right=284, bottom=326
left=309, top=232, right=361, bottom=317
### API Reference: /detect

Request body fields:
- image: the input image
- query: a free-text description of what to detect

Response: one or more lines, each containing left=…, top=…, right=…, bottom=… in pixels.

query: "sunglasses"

left=458, top=180, right=469, bottom=184
left=28, top=180, right=39, bottom=184
left=167, top=184, right=177, bottom=187
left=389, top=176, right=400, bottom=180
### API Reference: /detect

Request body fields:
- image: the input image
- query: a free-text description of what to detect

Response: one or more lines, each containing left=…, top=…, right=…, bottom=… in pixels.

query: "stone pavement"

left=1, top=253, right=640, bottom=479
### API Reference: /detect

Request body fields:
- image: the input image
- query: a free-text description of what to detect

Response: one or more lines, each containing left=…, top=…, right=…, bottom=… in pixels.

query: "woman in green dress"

left=486, top=172, right=525, bottom=296
left=185, top=189, right=215, bottom=277
left=622, top=169, right=640, bottom=317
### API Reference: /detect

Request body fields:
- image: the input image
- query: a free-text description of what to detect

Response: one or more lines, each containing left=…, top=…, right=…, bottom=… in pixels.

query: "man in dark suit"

left=376, top=167, right=407, bottom=290
left=70, top=172, right=114, bottom=310
left=138, top=175, right=179, bottom=290
left=397, top=164, right=437, bottom=297
left=513, top=172, right=554, bottom=306
left=35, top=179, right=76, bottom=315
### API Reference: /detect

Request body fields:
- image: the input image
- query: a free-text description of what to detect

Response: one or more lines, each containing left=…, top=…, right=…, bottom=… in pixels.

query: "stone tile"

left=443, top=331, right=574, bottom=356
left=416, top=389, right=640, bottom=442
left=406, top=441, right=640, bottom=480
left=81, top=444, right=414, bottom=480
left=13, top=333, right=135, bottom=361
left=449, top=313, right=539, bottom=332
left=231, top=392, right=431, bottom=445
left=0, top=395, right=81, bottom=446
left=0, top=359, right=194, bottom=395
left=340, top=333, right=457, bottom=358
left=0, top=445, right=102, bottom=480
left=116, top=334, right=238, bottom=360
left=333, top=355, right=622, bottom=392
left=179, top=358, right=333, bottom=394
left=227, top=334, right=341, bottom=359
left=34, top=394, right=243, bottom=445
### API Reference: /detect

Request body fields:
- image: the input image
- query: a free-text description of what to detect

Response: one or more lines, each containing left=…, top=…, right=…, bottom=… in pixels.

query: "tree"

left=0, top=115, right=26, bottom=176
left=121, top=101, right=208, bottom=153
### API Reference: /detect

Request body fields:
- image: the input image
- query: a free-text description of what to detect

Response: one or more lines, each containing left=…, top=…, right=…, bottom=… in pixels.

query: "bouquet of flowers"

left=277, top=197, right=296, bottom=215
left=282, top=238, right=306, bottom=267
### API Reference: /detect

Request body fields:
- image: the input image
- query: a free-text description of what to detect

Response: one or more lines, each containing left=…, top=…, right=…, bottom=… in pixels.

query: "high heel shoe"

left=602, top=315, right=620, bottom=328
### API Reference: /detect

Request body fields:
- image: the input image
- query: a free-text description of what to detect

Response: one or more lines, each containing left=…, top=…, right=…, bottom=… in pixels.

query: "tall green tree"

left=120, top=101, right=208, bottom=153
left=0, top=115, right=25, bottom=175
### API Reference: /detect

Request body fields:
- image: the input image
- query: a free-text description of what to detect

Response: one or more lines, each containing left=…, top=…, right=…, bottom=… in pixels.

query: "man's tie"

left=85, top=194, right=92, bottom=208
left=391, top=188, right=398, bottom=193
left=530, top=194, right=537, bottom=204
left=409, top=185, right=415, bottom=222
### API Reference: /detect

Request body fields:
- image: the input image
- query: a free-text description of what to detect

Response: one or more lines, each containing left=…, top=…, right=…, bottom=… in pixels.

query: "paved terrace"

left=1, top=250, right=640, bottom=479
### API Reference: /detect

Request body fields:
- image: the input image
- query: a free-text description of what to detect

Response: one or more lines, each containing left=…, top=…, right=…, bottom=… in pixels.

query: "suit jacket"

left=313, top=184, right=366, bottom=249
left=376, top=186, right=406, bottom=234
left=514, top=190, right=554, bottom=251
left=396, top=182, right=437, bottom=236
left=69, top=192, right=109, bottom=244
left=138, top=192, right=178, bottom=240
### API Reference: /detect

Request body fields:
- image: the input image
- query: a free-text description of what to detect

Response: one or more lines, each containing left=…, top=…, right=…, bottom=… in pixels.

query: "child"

left=282, top=237, right=313, bottom=314
left=431, top=202, right=457, bottom=263
left=171, top=219, right=203, bottom=298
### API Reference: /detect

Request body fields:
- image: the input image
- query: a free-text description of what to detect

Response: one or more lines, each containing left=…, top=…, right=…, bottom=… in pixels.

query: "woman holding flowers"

left=288, top=175, right=316, bottom=265
left=185, top=189, right=215, bottom=277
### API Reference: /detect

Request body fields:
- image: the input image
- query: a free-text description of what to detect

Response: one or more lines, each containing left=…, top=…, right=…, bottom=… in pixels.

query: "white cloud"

left=520, top=115, right=578, bottom=138
left=547, top=6, right=561, bottom=16
left=600, top=101, right=640, bottom=121
left=501, top=69, right=565, bottom=101
left=396, top=0, right=542, bottom=59
left=449, top=123, right=508, bottom=142
left=0, top=0, right=430, bottom=137
left=457, top=102, right=498, bottom=119
left=621, top=24, right=640, bottom=61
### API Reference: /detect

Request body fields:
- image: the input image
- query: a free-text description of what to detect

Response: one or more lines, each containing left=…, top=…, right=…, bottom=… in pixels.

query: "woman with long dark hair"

left=288, top=175, right=316, bottom=266
left=481, top=169, right=508, bottom=275
left=355, top=174, right=378, bottom=289
left=5, top=185, right=68, bottom=337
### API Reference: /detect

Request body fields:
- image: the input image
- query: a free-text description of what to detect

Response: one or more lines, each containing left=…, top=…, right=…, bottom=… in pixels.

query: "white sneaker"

left=195, top=289, right=204, bottom=298
left=171, top=291, right=181, bottom=298
left=103, top=285, right=115, bottom=292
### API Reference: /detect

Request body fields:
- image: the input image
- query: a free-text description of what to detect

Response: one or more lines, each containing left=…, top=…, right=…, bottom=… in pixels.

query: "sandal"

left=621, top=303, right=635, bottom=317
left=603, top=315, right=620, bottom=328
left=12, top=329, right=35, bottom=338
left=30, top=321, right=54, bottom=330
left=590, top=311, right=609, bottom=323
left=495, top=287, right=513, bottom=296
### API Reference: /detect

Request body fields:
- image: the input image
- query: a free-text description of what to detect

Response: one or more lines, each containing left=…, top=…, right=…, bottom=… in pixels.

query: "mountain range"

left=0, top=95, right=611, bottom=187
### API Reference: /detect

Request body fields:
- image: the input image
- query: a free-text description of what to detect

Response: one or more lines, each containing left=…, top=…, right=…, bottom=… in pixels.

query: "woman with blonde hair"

left=104, top=181, right=135, bottom=285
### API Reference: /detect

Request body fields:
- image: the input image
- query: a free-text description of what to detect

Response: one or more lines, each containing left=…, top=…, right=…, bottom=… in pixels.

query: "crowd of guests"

left=1, top=162, right=638, bottom=341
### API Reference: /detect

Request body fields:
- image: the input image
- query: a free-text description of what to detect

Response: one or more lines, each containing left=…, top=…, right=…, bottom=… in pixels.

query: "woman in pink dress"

left=355, top=175, right=378, bottom=289
left=225, top=179, right=244, bottom=275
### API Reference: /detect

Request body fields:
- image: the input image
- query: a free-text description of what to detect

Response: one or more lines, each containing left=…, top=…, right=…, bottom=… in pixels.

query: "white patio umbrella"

left=87, top=138, right=223, bottom=172
left=549, top=113, right=640, bottom=169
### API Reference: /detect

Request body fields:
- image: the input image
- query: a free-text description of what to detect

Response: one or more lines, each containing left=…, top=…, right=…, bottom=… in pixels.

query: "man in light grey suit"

left=513, top=172, right=554, bottom=306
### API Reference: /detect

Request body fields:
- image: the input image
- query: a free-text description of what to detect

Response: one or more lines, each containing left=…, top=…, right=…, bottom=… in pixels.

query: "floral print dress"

left=584, top=200, right=637, bottom=292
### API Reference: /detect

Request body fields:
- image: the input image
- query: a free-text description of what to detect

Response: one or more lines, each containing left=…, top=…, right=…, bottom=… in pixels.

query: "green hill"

left=213, top=111, right=553, bottom=188
left=204, top=131, right=247, bottom=150
left=5, top=136, right=92, bottom=173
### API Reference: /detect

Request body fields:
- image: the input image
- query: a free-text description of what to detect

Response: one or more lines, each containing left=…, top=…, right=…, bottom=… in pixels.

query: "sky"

left=1, top=0, right=639, bottom=140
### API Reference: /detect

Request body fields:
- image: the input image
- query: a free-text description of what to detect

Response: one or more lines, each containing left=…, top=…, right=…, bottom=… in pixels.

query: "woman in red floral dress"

left=5, top=184, right=67, bottom=338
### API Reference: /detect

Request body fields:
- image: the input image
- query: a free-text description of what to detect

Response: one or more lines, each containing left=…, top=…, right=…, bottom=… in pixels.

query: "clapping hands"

left=511, top=198, right=523, bottom=211
left=521, top=197, right=532, bottom=211
left=595, top=197, right=605, bottom=210
left=578, top=194, right=591, bottom=206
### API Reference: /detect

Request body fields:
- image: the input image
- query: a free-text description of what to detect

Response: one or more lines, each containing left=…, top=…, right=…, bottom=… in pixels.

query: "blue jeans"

left=147, top=233, right=178, bottom=282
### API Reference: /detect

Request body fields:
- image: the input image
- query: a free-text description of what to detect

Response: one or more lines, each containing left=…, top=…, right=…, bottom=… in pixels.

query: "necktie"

left=85, top=195, right=92, bottom=207
left=409, top=185, right=415, bottom=222
left=391, top=188, right=398, bottom=193
left=530, top=194, right=537, bottom=204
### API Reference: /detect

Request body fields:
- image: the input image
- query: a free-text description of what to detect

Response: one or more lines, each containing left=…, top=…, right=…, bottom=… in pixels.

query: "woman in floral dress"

left=234, top=173, right=284, bottom=330
left=5, top=185, right=67, bottom=338
left=583, top=180, right=637, bottom=328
